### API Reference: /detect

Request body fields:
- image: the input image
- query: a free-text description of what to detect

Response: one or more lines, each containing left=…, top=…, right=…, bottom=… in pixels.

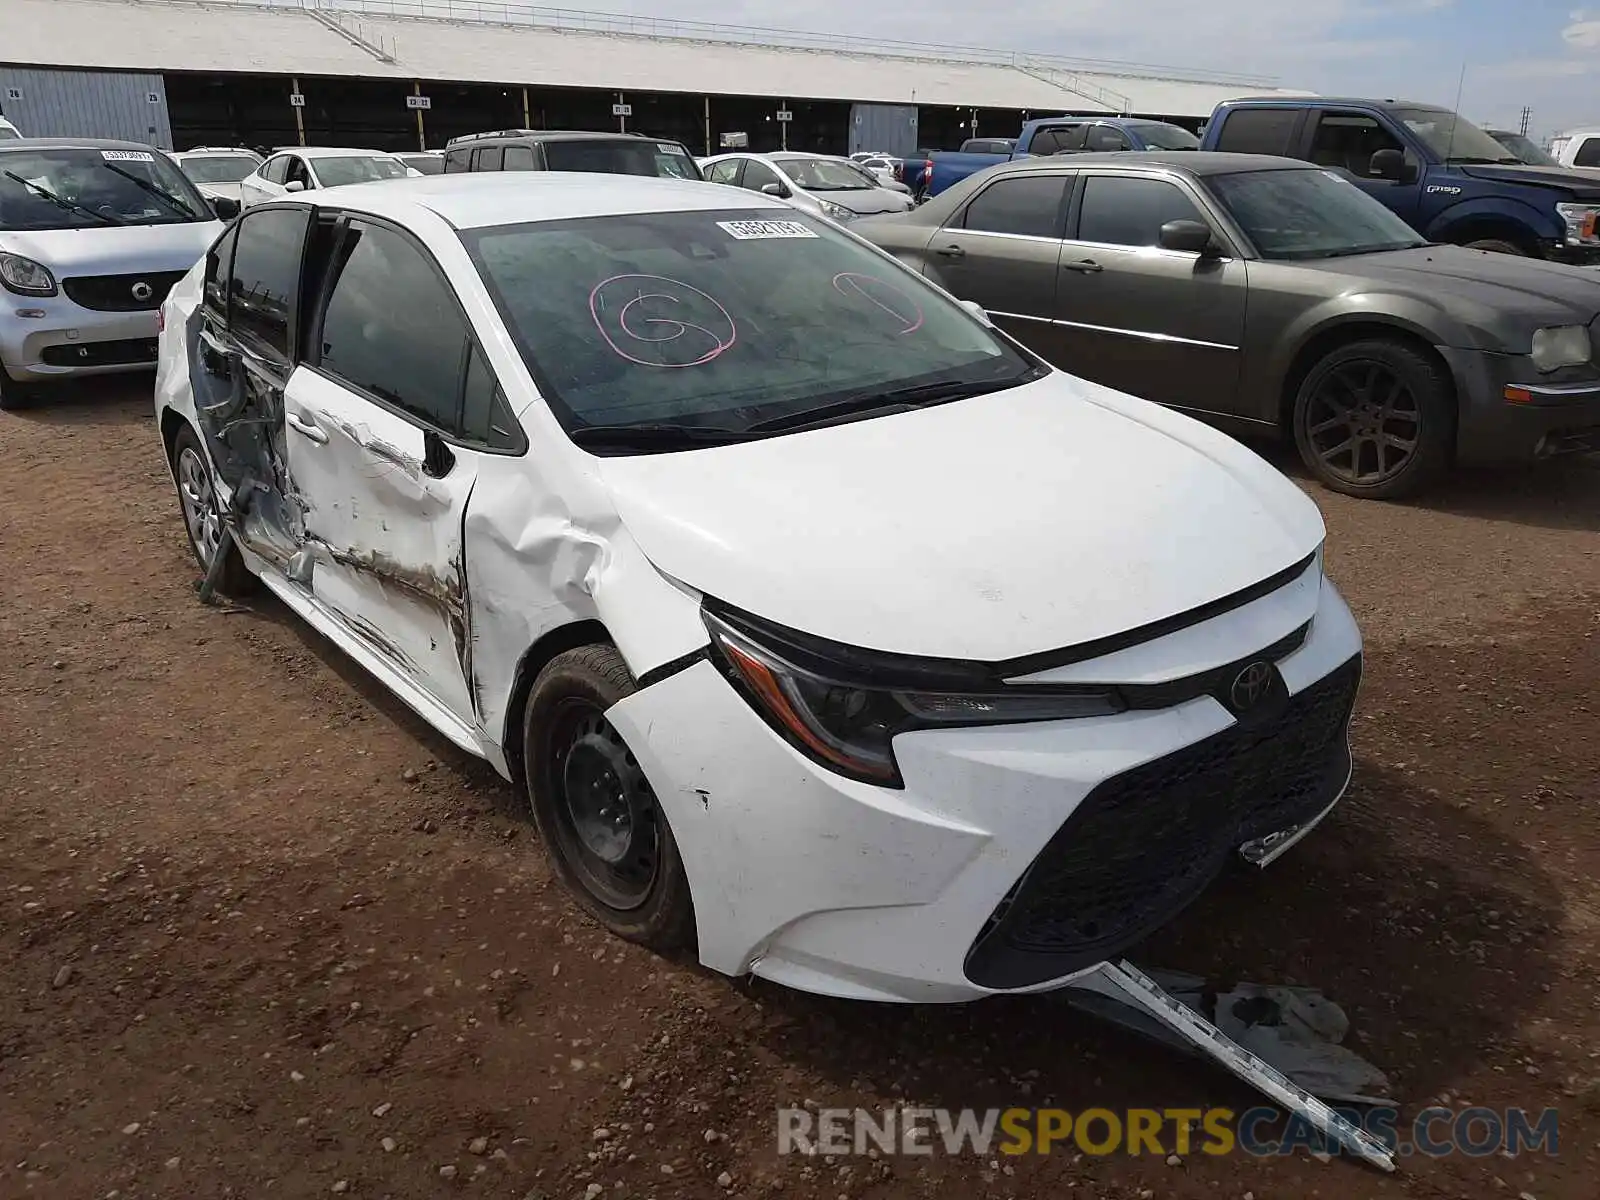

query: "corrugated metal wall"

left=849, top=103, right=918, bottom=157
left=0, top=67, right=173, bottom=148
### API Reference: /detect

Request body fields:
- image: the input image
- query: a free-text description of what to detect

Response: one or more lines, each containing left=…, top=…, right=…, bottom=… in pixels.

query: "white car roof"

left=278, top=171, right=792, bottom=231
left=280, top=146, right=406, bottom=160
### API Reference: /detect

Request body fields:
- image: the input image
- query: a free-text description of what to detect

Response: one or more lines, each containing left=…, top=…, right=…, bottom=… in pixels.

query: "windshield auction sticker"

left=717, top=219, right=819, bottom=240
left=101, top=150, right=155, bottom=162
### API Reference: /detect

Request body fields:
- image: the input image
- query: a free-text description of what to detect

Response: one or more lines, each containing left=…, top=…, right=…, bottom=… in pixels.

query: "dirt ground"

left=2, top=381, right=1598, bottom=1200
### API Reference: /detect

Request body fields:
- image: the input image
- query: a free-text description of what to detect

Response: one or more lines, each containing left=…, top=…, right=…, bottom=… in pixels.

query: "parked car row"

left=7, top=109, right=1595, bottom=1008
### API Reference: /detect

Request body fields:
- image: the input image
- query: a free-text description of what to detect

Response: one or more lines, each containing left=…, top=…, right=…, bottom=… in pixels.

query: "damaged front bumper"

left=606, top=575, right=1363, bottom=1003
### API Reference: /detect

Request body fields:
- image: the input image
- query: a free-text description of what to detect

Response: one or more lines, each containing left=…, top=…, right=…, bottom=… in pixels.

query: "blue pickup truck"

left=916, top=116, right=1199, bottom=200
left=1199, top=96, right=1600, bottom=262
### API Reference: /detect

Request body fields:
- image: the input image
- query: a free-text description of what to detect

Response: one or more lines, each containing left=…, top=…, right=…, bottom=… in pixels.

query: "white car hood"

left=827, top=187, right=913, bottom=216
left=0, top=220, right=222, bottom=275
left=597, top=372, right=1325, bottom=662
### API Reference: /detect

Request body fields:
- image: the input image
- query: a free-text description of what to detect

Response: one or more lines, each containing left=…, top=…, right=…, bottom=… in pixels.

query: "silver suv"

left=0, top=138, right=221, bottom=409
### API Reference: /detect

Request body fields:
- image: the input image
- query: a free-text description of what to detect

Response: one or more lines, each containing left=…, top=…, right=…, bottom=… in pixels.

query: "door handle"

left=1061, top=258, right=1103, bottom=273
left=935, top=243, right=966, bottom=258
left=285, top=411, right=329, bottom=444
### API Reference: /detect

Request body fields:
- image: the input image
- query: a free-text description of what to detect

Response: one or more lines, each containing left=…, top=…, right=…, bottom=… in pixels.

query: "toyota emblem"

left=131, top=281, right=154, bottom=302
left=1229, top=661, right=1275, bottom=711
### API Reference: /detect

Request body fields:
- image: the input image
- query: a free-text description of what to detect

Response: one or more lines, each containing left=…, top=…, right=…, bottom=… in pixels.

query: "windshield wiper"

left=2, top=171, right=124, bottom=226
left=568, top=423, right=750, bottom=450
left=100, top=162, right=202, bottom=219
left=744, top=375, right=1027, bottom=435
left=1315, top=242, right=1427, bottom=258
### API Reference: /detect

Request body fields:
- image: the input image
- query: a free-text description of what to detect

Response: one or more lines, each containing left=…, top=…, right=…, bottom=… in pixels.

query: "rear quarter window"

left=1212, top=108, right=1301, bottom=156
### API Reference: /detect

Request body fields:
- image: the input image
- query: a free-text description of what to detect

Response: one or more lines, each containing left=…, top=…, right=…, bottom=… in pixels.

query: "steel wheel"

left=176, top=444, right=224, bottom=567
left=547, top=697, right=661, bottom=911
left=1302, top=358, right=1423, bottom=488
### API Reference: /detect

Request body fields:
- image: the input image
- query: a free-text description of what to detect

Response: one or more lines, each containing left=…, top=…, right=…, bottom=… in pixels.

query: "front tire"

left=0, top=372, right=42, bottom=411
left=171, top=423, right=257, bottom=595
left=1292, top=338, right=1455, bottom=500
left=523, top=645, right=696, bottom=952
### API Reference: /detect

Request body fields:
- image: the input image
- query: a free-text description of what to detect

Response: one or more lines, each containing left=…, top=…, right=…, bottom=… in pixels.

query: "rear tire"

left=0, top=372, right=42, bottom=411
left=1462, top=238, right=1527, bottom=256
left=1292, top=338, right=1455, bottom=500
left=171, top=423, right=258, bottom=596
left=523, top=645, right=696, bottom=953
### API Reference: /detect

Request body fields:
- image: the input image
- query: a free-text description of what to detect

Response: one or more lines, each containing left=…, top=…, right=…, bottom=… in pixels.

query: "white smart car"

left=155, top=173, right=1361, bottom=1003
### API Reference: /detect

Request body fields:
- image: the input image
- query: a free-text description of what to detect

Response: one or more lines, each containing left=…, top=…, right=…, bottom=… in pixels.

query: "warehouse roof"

left=0, top=0, right=1312, bottom=117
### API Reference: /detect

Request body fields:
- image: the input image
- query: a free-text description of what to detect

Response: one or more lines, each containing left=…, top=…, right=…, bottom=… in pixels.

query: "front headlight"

left=0, top=252, right=57, bottom=296
left=1556, top=202, right=1600, bottom=246
left=1530, top=324, right=1591, bottom=372
left=704, top=606, right=1124, bottom=787
left=819, top=199, right=857, bottom=223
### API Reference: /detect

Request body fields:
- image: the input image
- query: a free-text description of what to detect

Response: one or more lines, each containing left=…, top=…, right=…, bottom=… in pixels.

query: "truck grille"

left=62, top=270, right=186, bottom=312
left=965, top=654, right=1361, bottom=990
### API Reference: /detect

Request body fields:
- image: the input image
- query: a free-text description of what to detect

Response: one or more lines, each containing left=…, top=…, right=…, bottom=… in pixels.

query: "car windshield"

left=0, top=125, right=19, bottom=141
left=1208, top=167, right=1428, bottom=260
left=1127, top=122, right=1201, bottom=150
left=463, top=208, right=1035, bottom=438
left=0, top=146, right=212, bottom=229
left=313, top=155, right=410, bottom=187
left=402, top=154, right=444, bottom=175
left=1392, top=107, right=1521, bottom=164
left=542, top=139, right=702, bottom=180
left=1487, top=132, right=1557, bottom=167
left=777, top=157, right=876, bottom=191
left=177, top=154, right=259, bottom=183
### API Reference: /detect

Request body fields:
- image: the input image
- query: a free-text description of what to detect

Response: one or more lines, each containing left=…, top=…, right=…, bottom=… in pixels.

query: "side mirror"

left=1158, top=219, right=1217, bottom=255
left=1369, top=148, right=1404, bottom=181
left=760, top=181, right=789, bottom=198
left=210, top=196, right=240, bottom=220
left=284, top=179, right=306, bottom=193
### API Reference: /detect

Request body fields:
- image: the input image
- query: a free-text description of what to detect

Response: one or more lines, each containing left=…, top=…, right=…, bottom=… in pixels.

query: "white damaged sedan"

left=155, top=172, right=1361, bottom=1003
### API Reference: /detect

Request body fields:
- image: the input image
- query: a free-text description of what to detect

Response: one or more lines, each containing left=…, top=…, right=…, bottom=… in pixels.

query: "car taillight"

left=156, top=307, right=164, bottom=333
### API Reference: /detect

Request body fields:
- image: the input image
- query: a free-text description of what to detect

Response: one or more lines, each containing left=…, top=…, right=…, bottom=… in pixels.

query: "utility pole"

left=1519, top=106, right=1532, bottom=136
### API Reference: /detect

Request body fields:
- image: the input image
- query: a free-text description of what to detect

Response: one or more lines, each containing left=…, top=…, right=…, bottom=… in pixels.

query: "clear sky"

left=329, top=1, right=1600, bottom=138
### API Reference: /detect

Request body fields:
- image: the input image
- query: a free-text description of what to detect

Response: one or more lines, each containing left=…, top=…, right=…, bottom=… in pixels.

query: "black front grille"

left=62, top=270, right=186, bottom=312
left=965, top=655, right=1362, bottom=990
left=40, top=337, right=160, bottom=367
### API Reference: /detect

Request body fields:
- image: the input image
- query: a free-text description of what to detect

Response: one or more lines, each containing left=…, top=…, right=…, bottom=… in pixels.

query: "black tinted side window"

left=1212, top=108, right=1299, bottom=155
left=461, top=342, right=522, bottom=451
left=504, top=144, right=537, bottom=170
left=1576, top=138, right=1600, bottom=167
left=1085, top=125, right=1131, bottom=151
left=203, top=223, right=238, bottom=316
left=444, top=149, right=470, bottom=173
left=477, top=145, right=504, bottom=171
left=316, top=221, right=465, bottom=432
left=229, top=207, right=309, bottom=360
left=960, top=175, right=1067, bottom=238
left=1077, top=176, right=1205, bottom=247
